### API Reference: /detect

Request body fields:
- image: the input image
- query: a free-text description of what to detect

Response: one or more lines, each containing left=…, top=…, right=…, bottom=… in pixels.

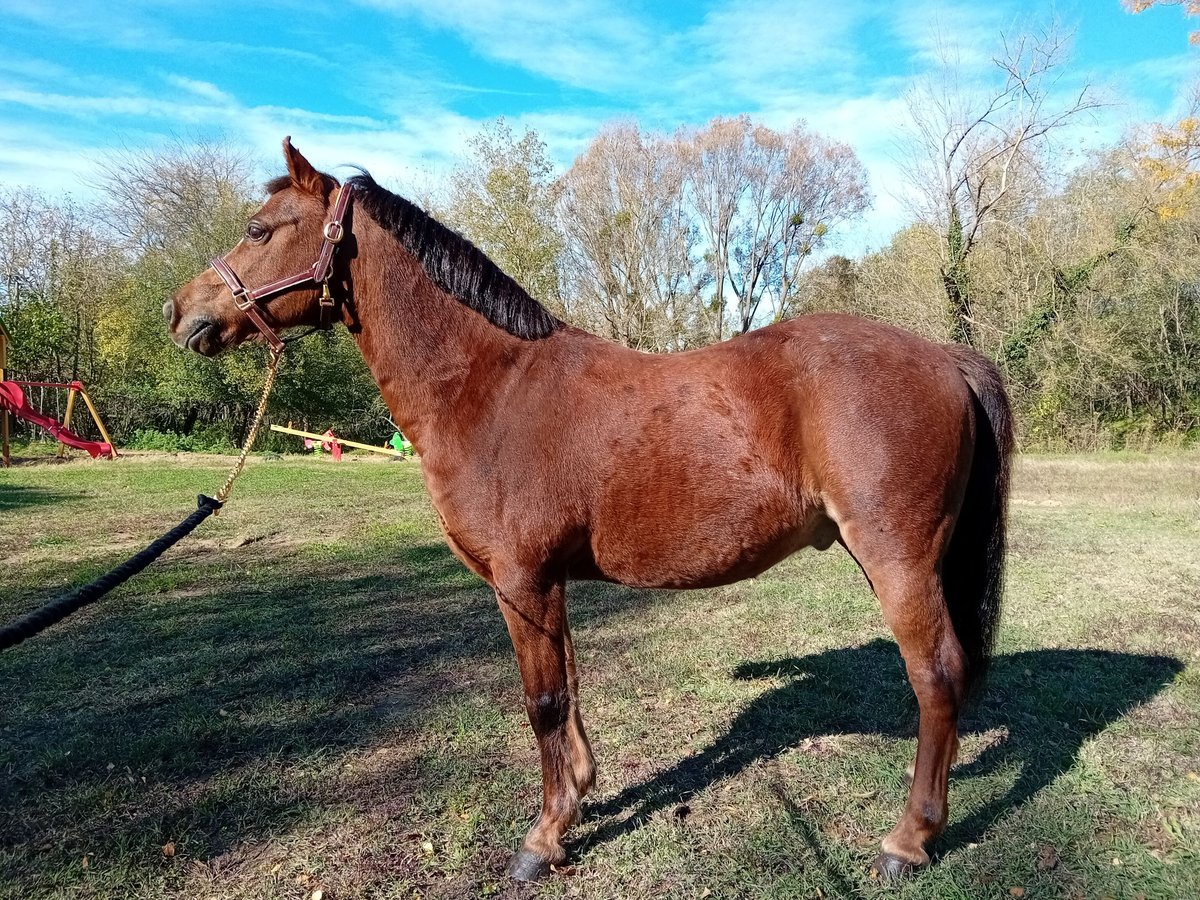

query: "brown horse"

left=165, top=138, right=1013, bottom=882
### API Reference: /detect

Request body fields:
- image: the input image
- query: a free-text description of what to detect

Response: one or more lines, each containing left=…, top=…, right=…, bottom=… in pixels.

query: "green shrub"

left=125, top=424, right=235, bottom=454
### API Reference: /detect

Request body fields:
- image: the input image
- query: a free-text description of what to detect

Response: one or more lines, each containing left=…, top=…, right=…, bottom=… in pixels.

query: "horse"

left=165, top=138, right=1013, bottom=882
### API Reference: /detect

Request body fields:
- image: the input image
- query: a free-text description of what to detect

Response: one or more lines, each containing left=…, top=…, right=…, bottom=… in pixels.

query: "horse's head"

left=165, top=137, right=343, bottom=356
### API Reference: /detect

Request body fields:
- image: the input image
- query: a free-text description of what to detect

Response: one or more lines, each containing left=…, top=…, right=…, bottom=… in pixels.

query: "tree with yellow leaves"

left=1123, top=0, right=1200, bottom=44
left=1141, top=113, right=1200, bottom=219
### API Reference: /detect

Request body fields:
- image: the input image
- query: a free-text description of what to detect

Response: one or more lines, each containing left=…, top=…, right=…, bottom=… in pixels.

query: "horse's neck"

left=346, top=220, right=527, bottom=457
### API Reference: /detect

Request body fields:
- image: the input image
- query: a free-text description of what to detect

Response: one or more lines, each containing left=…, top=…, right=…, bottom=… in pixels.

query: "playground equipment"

left=0, top=320, right=117, bottom=466
left=270, top=423, right=407, bottom=459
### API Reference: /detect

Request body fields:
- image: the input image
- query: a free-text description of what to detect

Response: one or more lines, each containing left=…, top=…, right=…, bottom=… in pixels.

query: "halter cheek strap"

left=209, top=183, right=355, bottom=354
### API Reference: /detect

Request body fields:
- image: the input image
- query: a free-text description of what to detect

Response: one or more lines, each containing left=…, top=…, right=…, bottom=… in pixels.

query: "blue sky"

left=0, top=0, right=1194, bottom=251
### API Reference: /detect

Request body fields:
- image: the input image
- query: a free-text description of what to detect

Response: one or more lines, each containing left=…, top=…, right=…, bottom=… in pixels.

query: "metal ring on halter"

left=231, top=287, right=256, bottom=311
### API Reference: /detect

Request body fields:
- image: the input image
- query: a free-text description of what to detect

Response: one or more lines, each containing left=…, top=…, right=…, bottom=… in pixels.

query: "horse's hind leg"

left=494, top=574, right=591, bottom=881
left=844, top=534, right=967, bottom=876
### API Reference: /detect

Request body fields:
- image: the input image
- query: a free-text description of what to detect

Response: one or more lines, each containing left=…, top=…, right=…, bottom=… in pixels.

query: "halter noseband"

left=209, top=183, right=355, bottom=354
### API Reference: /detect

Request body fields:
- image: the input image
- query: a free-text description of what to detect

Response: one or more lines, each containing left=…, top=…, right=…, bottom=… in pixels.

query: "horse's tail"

left=941, top=345, right=1015, bottom=695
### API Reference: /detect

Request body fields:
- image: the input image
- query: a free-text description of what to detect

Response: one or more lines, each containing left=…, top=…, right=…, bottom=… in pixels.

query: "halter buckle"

left=323, top=221, right=344, bottom=243
left=232, top=287, right=256, bottom=311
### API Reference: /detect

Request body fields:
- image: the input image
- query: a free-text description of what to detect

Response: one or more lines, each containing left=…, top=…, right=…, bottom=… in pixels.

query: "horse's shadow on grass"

left=582, top=638, right=1183, bottom=862
left=0, top=484, right=87, bottom=512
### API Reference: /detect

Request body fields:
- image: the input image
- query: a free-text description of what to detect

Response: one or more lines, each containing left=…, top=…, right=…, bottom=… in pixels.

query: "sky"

left=0, top=0, right=1195, bottom=253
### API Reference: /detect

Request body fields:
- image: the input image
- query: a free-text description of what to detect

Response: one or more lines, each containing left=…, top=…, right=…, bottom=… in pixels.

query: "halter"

left=209, top=183, right=355, bottom=354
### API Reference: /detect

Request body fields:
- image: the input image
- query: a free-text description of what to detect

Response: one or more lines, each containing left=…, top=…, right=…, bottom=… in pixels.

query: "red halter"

left=209, top=183, right=355, bottom=354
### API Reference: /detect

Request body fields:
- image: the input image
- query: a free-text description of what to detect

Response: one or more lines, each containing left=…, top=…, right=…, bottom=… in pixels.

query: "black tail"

left=941, top=345, right=1015, bottom=695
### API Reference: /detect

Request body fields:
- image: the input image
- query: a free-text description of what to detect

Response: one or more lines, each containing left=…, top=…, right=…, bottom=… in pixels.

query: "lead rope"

left=0, top=349, right=283, bottom=651
left=213, top=347, right=282, bottom=509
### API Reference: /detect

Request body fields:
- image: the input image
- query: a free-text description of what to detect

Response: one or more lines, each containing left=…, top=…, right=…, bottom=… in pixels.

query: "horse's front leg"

left=495, top=574, right=590, bottom=881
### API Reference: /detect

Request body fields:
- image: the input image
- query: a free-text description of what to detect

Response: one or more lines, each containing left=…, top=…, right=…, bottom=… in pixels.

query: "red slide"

left=0, top=381, right=115, bottom=459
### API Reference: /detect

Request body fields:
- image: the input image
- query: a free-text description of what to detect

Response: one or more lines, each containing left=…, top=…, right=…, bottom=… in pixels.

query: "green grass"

left=1, top=450, right=1198, bottom=899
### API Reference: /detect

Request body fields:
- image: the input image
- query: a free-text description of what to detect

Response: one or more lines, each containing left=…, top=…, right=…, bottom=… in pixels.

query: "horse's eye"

left=246, top=222, right=268, bottom=242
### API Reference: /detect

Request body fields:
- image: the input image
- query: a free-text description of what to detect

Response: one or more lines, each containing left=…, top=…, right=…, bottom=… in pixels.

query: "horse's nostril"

left=162, top=299, right=174, bottom=325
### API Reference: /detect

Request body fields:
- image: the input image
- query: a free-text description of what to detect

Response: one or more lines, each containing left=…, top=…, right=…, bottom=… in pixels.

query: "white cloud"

left=686, top=0, right=868, bottom=93
left=355, top=0, right=658, bottom=93
left=0, top=123, right=101, bottom=196
left=162, top=76, right=236, bottom=105
left=890, top=0, right=1020, bottom=72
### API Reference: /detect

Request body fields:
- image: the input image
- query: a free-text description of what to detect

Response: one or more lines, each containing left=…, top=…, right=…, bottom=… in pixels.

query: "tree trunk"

left=943, top=208, right=973, bottom=345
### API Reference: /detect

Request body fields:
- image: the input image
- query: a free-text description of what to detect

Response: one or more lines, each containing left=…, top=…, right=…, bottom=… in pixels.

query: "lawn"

left=1, top=451, right=1198, bottom=900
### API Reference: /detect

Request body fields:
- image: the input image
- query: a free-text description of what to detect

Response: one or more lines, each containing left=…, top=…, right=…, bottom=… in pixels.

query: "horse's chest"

left=430, top=502, right=494, bottom=584
left=422, top=467, right=501, bottom=584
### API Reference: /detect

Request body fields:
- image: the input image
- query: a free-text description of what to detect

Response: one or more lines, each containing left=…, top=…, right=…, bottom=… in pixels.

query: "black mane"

left=344, top=172, right=561, bottom=341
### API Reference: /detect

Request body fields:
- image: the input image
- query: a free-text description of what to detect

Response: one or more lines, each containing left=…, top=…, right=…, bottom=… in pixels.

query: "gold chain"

left=213, top=349, right=283, bottom=511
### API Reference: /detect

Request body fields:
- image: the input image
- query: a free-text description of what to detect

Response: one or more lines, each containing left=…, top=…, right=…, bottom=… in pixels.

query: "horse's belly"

left=589, top=495, right=835, bottom=590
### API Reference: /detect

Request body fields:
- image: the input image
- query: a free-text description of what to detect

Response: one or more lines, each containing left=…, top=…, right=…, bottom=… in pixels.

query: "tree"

left=0, top=190, right=122, bottom=386
left=899, top=28, right=1100, bottom=345
left=442, top=120, right=564, bottom=313
left=92, top=137, right=257, bottom=275
left=1123, top=0, right=1200, bottom=44
left=854, top=224, right=949, bottom=341
left=557, top=122, right=704, bottom=350
left=681, top=116, right=869, bottom=338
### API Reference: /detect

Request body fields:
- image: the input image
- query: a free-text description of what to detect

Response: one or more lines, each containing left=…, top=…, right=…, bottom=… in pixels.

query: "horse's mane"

left=343, top=172, right=561, bottom=341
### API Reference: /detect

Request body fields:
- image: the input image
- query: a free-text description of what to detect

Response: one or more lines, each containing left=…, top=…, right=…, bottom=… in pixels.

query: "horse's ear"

left=282, top=136, right=335, bottom=197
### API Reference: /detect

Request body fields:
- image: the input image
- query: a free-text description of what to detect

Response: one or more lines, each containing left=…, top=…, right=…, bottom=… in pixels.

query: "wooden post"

left=1, top=408, right=9, bottom=468
left=77, top=387, right=116, bottom=456
left=58, top=386, right=78, bottom=458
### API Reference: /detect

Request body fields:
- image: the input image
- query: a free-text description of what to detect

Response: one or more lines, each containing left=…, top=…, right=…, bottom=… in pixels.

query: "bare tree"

left=91, top=137, right=257, bottom=273
left=899, top=28, right=1100, bottom=345
left=682, top=116, right=869, bottom=338
left=556, top=121, right=703, bottom=350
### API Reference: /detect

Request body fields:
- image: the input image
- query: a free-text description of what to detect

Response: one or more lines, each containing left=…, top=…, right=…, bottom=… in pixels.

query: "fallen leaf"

left=81, top=855, right=89, bottom=870
left=1009, top=888, right=1025, bottom=897
left=421, top=841, right=434, bottom=855
left=550, top=864, right=577, bottom=876
left=310, top=889, right=324, bottom=900
left=162, top=841, right=176, bottom=858
left=1036, top=844, right=1059, bottom=871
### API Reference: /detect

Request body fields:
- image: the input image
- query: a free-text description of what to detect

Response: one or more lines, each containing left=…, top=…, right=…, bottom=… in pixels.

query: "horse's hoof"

left=506, top=849, right=552, bottom=882
left=870, top=851, right=923, bottom=880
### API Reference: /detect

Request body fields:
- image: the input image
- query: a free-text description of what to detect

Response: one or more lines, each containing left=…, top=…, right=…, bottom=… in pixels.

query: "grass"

left=1, top=449, right=1198, bottom=900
